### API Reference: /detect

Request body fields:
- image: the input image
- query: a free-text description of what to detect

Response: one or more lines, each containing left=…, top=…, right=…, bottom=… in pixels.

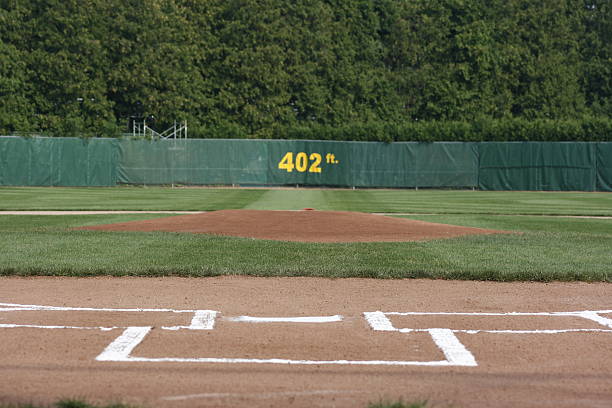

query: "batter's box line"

left=4, top=302, right=612, bottom=367
left=3, top=302, right=611, bottom=328
left=95, top=326, right=477, bottom=367
left=365, top=310, right=612, bottom=332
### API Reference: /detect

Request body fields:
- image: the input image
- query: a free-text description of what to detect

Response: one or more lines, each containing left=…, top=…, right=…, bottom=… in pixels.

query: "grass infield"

left=0, top=187, right=610, bottom=282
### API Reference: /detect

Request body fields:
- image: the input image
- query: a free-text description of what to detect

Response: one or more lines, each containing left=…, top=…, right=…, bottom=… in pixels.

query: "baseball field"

left=1, top=186, right=611, bottom=408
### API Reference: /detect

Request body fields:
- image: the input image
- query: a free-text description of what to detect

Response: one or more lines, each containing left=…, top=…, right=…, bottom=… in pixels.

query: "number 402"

left=278, top=152, right=322, bottom=173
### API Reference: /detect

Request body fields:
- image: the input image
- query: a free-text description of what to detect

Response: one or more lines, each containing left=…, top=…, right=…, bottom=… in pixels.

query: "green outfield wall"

left=479, top=142, right=598, bottom=191
left=0, top=136, right=118, bottom=186
left=1, top=137, right=611, bottom=191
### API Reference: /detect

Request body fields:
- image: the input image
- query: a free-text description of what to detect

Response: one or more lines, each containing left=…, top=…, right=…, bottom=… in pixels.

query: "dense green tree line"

left=0, top=0, right=610, bottom=140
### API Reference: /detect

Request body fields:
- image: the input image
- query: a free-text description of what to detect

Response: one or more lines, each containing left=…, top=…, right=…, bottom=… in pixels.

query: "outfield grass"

left=0, top=187, right=610, bottom=282
left=1, top=186, right=611, bottom=215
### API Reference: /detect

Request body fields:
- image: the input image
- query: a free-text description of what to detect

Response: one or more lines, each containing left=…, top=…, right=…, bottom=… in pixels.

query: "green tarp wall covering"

left=597, top=143, right=612, bottom=192
left=0, top=137, right=611, bottom=191
left=118, top=139, right=269, bottom=186
left=118, top=139, right=478, bottom=188
left=478, top=142, right=598, bottom=191
left=0, top=137, right=118, bottom=186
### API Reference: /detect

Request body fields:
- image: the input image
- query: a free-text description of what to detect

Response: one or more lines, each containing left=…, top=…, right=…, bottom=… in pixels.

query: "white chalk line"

left=3, top=323, right=611, bottom=336
left=363, top=311, right=396, bottom=332
left=3, top=303, right=611, bottom=334
left=94, top=326, right=476, bottom=367
left=0, top=323, right=117, bottom=331
left=385, top=311, right=612, bottom=316
left=4, top=324, right=610, bottom=336
left=399, top=328, right=612, bottom=334
left=228, top=315, right=343, bottom=323
left=4, top=302, right=610, bottom=319
left=0, top=303, right=221, bottom=331
left=1, top=303, right=341, bottom=325
left=0, top=211, right=201, bottom=215
left=112, top=357, right=464, bottom=366
left=3, top=303, right=611, bottom=333
left=4, top=302, right=612, bottom=368
left=577, top=311, right=612, bottom=329
left=366, top=310, right=612, bottom=330
left=429, top=328, right=477, bottom=366
left=96, top=326, right=152, bottom=361
left=0, top=302, right=198, bottom=313
left=161, top=389, right=365, bottom=401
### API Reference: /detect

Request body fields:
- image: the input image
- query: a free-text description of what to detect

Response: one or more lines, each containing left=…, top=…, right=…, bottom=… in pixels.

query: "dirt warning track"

left=1, top=277, right=611, bottom=408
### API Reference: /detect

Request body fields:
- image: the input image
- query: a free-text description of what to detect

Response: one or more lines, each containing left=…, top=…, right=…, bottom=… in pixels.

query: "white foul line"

left=0, top=302, right=197, bottom=314
left=227, top=315, right=343, bottom=323
left=367, top=310, right=612, bottom=330
left=399, top=328, right=612, bottom=334
left=161, top=390, right=364, bottom=401
left=0, top=323, right=117, bottom=331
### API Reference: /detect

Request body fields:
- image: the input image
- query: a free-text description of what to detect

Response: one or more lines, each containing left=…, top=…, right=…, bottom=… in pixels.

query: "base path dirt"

left=78, top=209, right=507, bottom=242
left=1, top=276, right=611, bottom=408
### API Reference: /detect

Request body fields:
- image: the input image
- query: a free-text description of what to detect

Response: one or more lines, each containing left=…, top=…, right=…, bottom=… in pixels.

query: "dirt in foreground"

left=78, top=209, right=507, bottom=242
left=1, top=276, right=611, bottom=408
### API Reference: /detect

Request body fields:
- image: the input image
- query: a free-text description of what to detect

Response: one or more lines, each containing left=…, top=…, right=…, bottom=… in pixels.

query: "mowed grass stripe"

left=0, top=187, right=266, bottom=211
left=0, top=214, right=172, bottom=232
left=243, top=189, right=332, bottom=210
left=396, top=214, right=612, bottom=235
left=1, top=187, right=611, bottom=215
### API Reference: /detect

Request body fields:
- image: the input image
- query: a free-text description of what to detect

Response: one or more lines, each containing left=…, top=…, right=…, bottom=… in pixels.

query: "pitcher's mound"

left=80, top=210, right=507, bottom=243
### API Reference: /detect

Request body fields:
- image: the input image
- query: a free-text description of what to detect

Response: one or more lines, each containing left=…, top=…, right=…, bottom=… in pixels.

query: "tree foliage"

left=0, top=0, right=610, bottom=140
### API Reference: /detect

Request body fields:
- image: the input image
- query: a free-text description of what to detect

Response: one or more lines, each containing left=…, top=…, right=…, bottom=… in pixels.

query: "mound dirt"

left=79, top=209, right=507, bottom=242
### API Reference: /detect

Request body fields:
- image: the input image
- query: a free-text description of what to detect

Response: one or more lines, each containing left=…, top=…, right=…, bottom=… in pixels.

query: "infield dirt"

left=78, top=209, right=507, bottom=242
left=1, top=276, right=611, bottom=408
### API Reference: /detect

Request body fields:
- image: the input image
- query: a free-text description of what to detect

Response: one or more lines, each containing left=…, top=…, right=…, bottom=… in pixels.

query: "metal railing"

left=132, top=120, right=187, bottom=140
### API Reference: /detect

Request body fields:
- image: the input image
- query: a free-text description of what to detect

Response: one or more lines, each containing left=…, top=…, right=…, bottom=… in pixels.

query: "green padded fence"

left=597, top=143, right=612, bottom=192
left=0, top=136, right=611, bottom=191
left=0, top=137, right=118, bottom=186
left=118, top=139, right=269, bottom=186
left=478, top=142, right=598, bottom=191
left=117, top=139, right=478, bottom=188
